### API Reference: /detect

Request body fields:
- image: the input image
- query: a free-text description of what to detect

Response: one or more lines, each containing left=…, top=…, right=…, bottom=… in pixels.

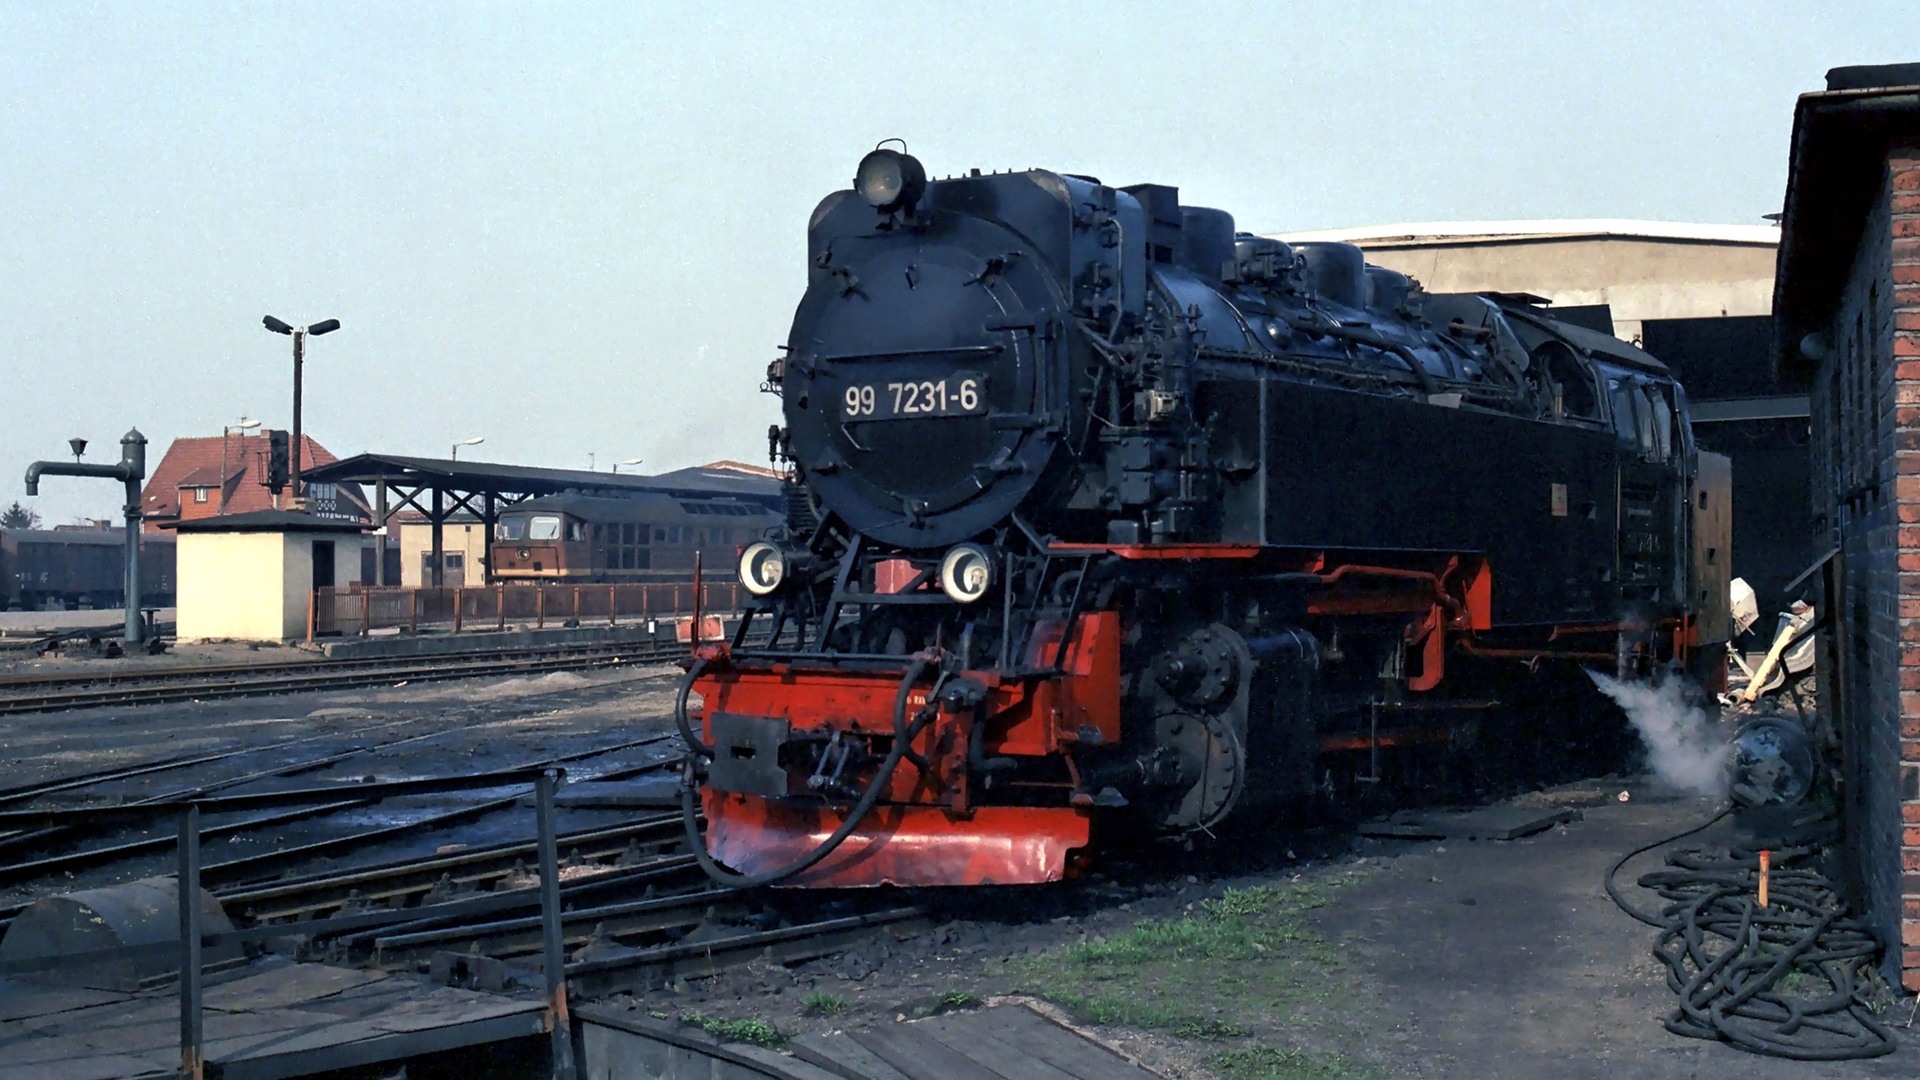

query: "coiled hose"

left=676, top=655, right=936, bottom=889
left=1605, top=807, right=1897, bottom=1060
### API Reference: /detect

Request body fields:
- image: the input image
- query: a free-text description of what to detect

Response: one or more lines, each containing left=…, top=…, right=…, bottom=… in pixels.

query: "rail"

left=310, top=582, right=742, bottom=639
left=0, top=769, right=580, bottom=1080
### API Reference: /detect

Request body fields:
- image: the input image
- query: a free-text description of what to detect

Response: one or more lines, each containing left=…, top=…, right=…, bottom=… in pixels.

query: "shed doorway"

left=311, top=540, right=336, bottom=590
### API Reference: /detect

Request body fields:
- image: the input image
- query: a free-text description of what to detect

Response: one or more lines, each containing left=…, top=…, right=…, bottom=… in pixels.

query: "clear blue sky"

left=0, top=1, right=1907, bottom=523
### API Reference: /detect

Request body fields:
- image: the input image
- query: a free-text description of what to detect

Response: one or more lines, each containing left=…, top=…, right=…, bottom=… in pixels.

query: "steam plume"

left=1586, top=671, right=1729, bottom=797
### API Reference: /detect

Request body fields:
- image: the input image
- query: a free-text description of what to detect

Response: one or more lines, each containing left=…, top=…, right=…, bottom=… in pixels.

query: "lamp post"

left=262, top=316, right=340, bottom=500
left=613, top=458, right=644, bottom=474
left=451, top=436, right=484, bottom=460
left=219, top=418, right=259, bottom=514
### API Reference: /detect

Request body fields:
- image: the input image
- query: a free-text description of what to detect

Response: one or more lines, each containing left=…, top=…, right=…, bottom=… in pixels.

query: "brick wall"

left=1822, top=148, right=1920, bottom=989
left=1896, top=149, right=1920, bottom=988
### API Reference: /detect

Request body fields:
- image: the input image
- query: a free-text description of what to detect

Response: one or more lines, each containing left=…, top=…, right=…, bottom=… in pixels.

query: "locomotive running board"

left=703, top=790, right=1091, bottom=888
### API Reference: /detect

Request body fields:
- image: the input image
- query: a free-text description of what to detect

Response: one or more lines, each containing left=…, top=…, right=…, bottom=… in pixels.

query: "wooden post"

left=362, top=590, right=371, bottom=637
left=535, top=771, right=577, bottom=1080
left=408, top=590, right=417, bottom=635
left=609, top=585, right=617, bottom=626
left=572, top=586, right=580, bottom=623
left=454, top=588, right=464, bottom=633
left=691, top=552, right=702, bottom=647
left=178, top=805, right=203, bottom=1080
left=537, top=586, right=545, bottom=629
left=497, top=584, right=506, bottom=631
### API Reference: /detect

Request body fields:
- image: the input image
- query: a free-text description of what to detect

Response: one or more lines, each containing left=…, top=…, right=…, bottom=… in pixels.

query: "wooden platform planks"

left=1357, top=805, right=1581, bottom=841
left=577, top=1002, right=1166, bottom=1080
left=0, top=959, right=547, bottom=1080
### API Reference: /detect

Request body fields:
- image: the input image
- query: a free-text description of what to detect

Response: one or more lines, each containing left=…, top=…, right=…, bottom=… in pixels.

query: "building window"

left=193, top=488, right=208, bottom=503
left=444, top=553, right=464, bottom=571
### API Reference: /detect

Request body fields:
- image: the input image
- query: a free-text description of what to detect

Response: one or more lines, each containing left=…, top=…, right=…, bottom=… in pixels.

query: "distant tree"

left=0, top=501, right=40, bottom=529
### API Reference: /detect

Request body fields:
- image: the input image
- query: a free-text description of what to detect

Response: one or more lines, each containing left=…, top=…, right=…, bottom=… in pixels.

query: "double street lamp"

left=262, top=316, right=341, bottom=499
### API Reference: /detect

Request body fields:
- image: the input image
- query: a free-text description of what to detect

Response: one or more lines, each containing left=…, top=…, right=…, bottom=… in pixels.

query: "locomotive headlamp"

left=739, top=541, right=789, bottom=597
left=939, top=544, right=994, bottom=604
left=855, top=148, right=926, bottom=213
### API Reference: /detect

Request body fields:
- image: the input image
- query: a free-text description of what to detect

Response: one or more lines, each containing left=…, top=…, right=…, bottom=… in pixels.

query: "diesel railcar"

left=490, top=492, right=782, bottom=585
left=678, top=149, right=1731, bottom=889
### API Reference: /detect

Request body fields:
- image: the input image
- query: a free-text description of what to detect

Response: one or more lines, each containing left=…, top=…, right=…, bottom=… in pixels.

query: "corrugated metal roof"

left=304, top=454, right=781, bottom=505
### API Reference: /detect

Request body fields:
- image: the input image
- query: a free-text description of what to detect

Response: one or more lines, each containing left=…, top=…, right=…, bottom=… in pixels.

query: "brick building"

left=1773, top=63, right=1920, bottom=989
left=139, top=432, right=367, bottom=533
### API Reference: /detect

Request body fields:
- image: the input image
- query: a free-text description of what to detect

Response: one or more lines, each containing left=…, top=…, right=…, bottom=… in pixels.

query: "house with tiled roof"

left=697, top=459, right=783, bottom=480
left=140, top=432, right=369, bottom=533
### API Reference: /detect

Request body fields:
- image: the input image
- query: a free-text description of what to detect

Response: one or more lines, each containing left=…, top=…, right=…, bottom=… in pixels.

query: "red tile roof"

left=697, top=460, right=783, bottom=479
left=140, top=433, right=362, bottom=531
left=175, top=465, right=239, bottom=489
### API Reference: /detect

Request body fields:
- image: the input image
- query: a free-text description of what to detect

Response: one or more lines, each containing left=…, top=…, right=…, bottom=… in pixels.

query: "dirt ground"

left=604, top=781, right=1920, bottom=1080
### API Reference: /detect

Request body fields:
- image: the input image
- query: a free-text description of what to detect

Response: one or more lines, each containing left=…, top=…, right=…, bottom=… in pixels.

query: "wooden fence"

left=310, top=582, right=742, bottom=638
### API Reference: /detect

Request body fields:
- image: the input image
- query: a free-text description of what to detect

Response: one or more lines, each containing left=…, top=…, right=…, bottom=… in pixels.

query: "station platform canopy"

left=298, top=453, right=782, bottom=586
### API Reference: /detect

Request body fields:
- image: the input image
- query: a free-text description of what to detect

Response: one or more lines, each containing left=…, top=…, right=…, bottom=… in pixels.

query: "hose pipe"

left=892, top=654, right=937, bottom=771
left=676, top=657, right=714, bottom=759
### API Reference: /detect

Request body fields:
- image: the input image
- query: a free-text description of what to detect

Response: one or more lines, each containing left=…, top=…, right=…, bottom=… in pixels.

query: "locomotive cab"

left=493, top=510, right=582, bottom=576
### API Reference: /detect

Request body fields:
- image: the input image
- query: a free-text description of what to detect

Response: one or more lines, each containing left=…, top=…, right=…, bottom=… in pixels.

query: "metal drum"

left=0, top=876, right=233, bottom=987
left=1729, top=715, right=1816, bottom=807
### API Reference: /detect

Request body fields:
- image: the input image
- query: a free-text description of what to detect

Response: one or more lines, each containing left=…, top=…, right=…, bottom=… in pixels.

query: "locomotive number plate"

left=842, top=371, right=986, bottom=421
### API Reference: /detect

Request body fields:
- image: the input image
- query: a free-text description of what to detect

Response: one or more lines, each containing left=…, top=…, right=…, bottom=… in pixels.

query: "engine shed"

left=1772, top=62, right=1920, bottom=992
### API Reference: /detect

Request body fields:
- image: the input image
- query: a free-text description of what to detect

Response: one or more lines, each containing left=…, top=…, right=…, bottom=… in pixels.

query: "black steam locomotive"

left=680, top=149, right=1729, bottom=889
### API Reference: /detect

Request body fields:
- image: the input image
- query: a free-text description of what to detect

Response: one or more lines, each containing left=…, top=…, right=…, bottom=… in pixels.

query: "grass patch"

left=1206, top=1044, right=1376, bottom=1080
left=909, top=989, right=984, bottom=1019
left=801, top=990, right=850, bottom=1016
left=1773, top=969, right=1833, bottom=1000
left=1011, top=872, right=1365, bottom=1050
left=679, top=1011, right=784, bottom=1047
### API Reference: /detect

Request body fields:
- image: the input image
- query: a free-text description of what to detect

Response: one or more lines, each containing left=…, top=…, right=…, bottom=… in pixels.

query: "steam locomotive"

left=678, top=149, right=1731, bottom=888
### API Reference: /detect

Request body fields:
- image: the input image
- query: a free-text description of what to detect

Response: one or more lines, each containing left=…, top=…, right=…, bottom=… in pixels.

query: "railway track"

left=0, top=638, right=699, bottom=714
left=0, top=641, right=920, bottom=997
left=221, top=810, right=921, bottom=995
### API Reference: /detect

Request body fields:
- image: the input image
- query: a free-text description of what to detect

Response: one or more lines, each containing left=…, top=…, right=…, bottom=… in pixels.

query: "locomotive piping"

left=1277, top=312, right=1440, bottom=395
left=675, top=658, right=714, bottom=759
